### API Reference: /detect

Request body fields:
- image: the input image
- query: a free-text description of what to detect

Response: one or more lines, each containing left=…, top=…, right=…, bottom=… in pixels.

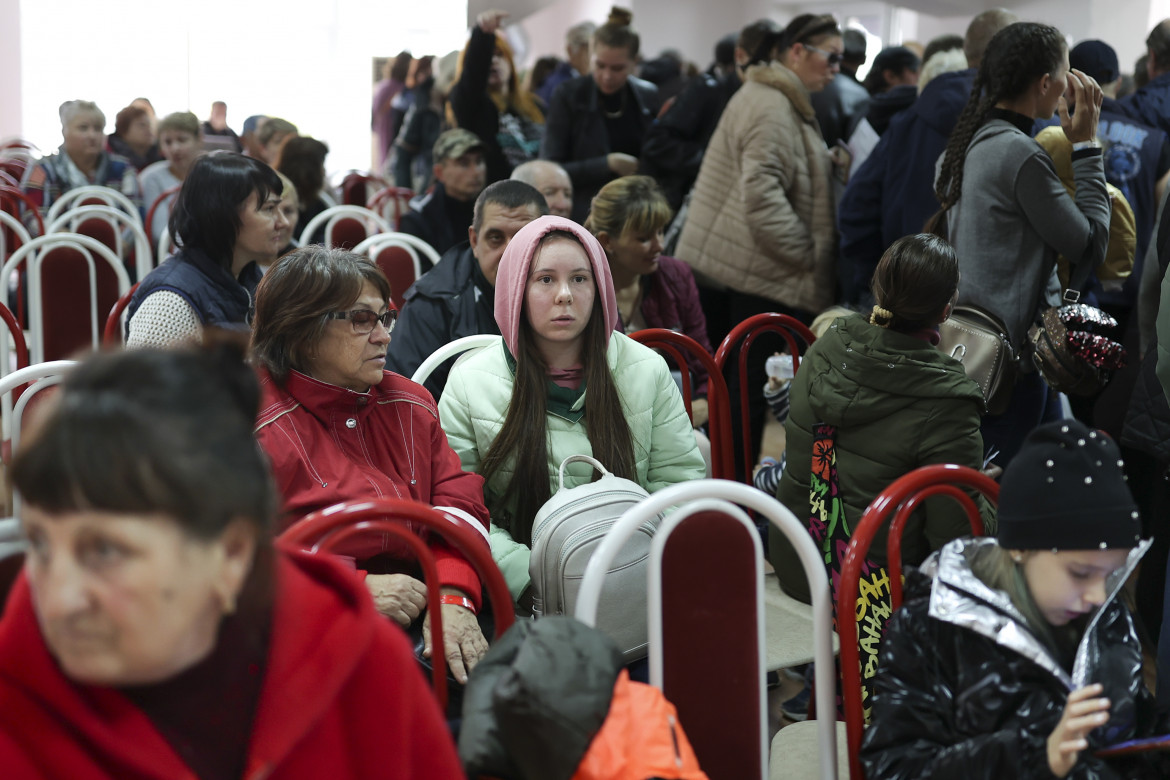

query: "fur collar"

left=745, top=61, right=815, bottom=122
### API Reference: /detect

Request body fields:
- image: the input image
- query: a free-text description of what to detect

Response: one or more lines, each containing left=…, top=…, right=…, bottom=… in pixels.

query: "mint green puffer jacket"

left=439, top=333, right=706, bottom=599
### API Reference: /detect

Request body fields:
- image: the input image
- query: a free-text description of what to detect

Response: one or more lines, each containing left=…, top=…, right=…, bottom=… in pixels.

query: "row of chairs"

left=0, top=348, right=997, bottom=780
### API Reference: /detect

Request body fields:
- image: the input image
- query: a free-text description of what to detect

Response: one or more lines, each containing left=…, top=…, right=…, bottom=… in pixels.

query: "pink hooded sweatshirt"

left=493, top=215, right=620, bottom=360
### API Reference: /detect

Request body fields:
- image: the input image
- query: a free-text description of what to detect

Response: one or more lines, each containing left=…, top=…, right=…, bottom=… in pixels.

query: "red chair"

left=339, top=171, right=391, bottom=206
left=280, top=498, right=513, bottom=710
left=714, top=313, right=817, bottom=482
left=838, top=464, right=998, bottom=780
left=103, top=282, right=140, bottom=345
left=368, top=185, right=415, bottom=230
left=354, top=233, right=440, bottom=310
left=299, top=205, right=392, bottom=250
left=48, top=205, right=153, bottom=281
left=1, top=234, right=131, bottom=362
left=0, top=185, right=44, bottom=238
left=629, top=328, right=734, bottom=480
left=144, top=184, right=182, bottom=257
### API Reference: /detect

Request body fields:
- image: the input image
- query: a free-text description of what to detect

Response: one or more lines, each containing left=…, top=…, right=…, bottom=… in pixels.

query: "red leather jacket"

left=255, top=368, right=490, bottom=604
left=0, top=549, right=465, bottom=779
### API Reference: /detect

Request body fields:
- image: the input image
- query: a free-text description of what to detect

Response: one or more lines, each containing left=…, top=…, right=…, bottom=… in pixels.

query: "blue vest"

left=126, top=247, right=261, bottom=337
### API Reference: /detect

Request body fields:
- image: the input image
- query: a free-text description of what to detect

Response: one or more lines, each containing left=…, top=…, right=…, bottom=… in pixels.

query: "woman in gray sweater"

left=932, top=22, right=1108, bottom=466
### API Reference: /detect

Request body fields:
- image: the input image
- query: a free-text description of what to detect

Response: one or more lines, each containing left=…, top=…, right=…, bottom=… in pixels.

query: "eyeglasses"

left=327, top=309, right=398, bottom=335
left=803, top=44, right=843, bottom=66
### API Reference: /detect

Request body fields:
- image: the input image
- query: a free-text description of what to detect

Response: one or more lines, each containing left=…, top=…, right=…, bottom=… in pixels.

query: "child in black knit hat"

left=860, top=419, right=1169, bottom=780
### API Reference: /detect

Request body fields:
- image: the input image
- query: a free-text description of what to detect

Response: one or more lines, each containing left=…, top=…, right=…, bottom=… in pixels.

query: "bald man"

left=510, top=160, right=573, bottom=218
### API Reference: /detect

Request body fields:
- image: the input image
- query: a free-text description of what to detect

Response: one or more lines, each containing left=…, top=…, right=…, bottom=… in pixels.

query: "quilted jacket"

left=438, top=333, right=706, bottom=598
left=674, top=60, right=837, bottom=314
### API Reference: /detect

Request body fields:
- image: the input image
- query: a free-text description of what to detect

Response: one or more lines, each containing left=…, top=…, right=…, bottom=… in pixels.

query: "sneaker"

left=781, top=684, right=811, bottom=722
left=781, top=662, right=810, bottom=683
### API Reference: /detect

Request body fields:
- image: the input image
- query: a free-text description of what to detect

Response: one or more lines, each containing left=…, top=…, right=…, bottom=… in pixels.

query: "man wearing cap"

left=398, top=128, right=488, bottom=264
left=387, top=180, right=549, bottom=398
left=238, top=115, right=268, bottom=159
left=1073, top=39, right=1170, bottom=317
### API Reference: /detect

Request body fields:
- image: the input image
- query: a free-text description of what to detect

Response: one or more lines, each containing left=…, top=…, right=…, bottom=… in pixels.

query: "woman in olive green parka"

left=771, top=235, right=995, bottom=602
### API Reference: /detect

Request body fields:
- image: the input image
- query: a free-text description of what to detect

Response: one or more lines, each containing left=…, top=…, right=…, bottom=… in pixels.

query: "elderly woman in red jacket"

left=0, top=347, right=463, bottom=779
left=251, top=246, right=492, bottom=683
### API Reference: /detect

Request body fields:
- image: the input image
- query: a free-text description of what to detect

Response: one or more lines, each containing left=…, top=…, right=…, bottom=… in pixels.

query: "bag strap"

left=557, top=454, right=612, bottom=489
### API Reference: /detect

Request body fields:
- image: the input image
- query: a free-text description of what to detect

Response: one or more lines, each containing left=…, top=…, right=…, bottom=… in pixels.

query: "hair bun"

left=870, top=305, right=894, bottom=328
left=607, top=6, right=633, bottom=26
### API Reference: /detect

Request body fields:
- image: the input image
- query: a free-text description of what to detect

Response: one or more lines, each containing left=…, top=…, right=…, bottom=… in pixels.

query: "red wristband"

left=439, top=594, right=477, bottom=614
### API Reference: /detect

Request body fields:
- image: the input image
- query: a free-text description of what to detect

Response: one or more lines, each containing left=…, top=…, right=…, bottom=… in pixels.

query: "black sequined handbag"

left=1027, top=291, right=1126, bottom=397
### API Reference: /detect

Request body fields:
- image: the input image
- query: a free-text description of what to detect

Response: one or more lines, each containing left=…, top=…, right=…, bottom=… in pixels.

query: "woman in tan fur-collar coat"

left=677, top=14, right=841, bottom=323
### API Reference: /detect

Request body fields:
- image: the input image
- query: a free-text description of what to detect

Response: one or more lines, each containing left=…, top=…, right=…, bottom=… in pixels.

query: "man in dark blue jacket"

left=1121, top=20, right=1170, bottom=137
left=387, top=180, right=547, bottom=398
left=836, top=9, right=1015, bottom=303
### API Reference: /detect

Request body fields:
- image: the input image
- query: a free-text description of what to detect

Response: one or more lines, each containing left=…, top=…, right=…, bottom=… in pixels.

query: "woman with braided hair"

left=931, top=22, right=1109, bottom=466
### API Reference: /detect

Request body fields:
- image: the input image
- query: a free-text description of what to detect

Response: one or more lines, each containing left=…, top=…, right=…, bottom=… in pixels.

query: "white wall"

left=15, top=0, right=468, bottom=172
left=0, top=0, right=21, bottom=142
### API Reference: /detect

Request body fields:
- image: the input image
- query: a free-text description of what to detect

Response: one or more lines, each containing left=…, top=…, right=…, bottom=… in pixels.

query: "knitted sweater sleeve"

left=125, top=291, right=202, bottom=349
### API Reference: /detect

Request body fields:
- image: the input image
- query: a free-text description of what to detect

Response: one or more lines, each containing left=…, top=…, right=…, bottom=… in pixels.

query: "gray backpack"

left=528, top=454, right=660, bottom=662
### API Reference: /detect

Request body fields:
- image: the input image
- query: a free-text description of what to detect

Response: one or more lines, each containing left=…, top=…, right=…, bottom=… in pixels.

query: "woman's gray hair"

left=59, top=100, right=105, bottom=129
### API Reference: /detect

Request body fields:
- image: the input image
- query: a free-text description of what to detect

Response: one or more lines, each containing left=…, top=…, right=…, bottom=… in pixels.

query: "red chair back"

left=38, top=245, right=122, bottom=360
left=103, top=282, right=140, bottom=345
left=368, top=186, right=415, bottom=230
left=327, top=216, right=370, bottom=250
left=629, top=328, right=734, bottom=480
left=839, top=464, right=998, bottom=780
left=714, top=313, right=816, bottom=482
left=280, top=498, right=513, bottom=710
left=370, top=244, right=418, bottom=311
left=144, top=185, right=181, bottom=254
left=0, top=185, right=44, bottom=237
left=340, top=172, right=390, bottom=206
left=0, top=299, right=29, bottom=375
left=657, top=506, right=765, bottom=780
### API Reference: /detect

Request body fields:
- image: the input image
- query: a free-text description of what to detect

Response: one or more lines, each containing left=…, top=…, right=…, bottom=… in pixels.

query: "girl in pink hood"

left=439, top=215, right=705, bottom=603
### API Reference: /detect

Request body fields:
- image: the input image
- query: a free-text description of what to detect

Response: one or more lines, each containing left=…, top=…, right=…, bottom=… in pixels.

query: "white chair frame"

left=410, top=334, right=500, bottom=388
left=157, top=228, right=174, bottom=262
left=354, top=232, right=442, bottom=281
left=0, top=361, right=77, bottom=519
left=299, top=205, right=392, bottom=248
left=48, top=204, right=153, bottom=281
left=576, top=479, right=839, bottom=780
left=0, top=211, right=31, bottom=264
left=0, top=234, right=131, bottom=364
left=45, top=185, right=143, bottom=228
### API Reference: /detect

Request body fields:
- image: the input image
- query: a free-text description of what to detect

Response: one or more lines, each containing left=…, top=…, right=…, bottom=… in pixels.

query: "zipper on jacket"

left=668, top=714, right=682, bottom=768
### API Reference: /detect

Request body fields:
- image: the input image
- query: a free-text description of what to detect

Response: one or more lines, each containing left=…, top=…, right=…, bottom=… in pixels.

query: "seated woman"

left=771, top=234, right=994, bottom=602
left=251, top=247, right=492, bottom=682
left=448, top=10, right=545, bottom=183
left=106, top=103, right=162, bottom=172
left=19, top=99, right=143, bottom=230
left=0, top=346, right=464, bottom=778
left=274, top=136, right=332, bottom=245
left=438, top=215, right=706, bottom=604
left=139, top=111, right=204, bottom=243
left=271, top=171, right=300, bottom=262
left=126, top=153, right=288, bottom=348
left=585, top=174, right=713, bottom=427
left=861, top=420, right=1168, bottom=779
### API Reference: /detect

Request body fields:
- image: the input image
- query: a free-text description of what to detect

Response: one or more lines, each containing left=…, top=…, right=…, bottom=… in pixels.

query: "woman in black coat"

left=540, top=7, right=659, bottom=222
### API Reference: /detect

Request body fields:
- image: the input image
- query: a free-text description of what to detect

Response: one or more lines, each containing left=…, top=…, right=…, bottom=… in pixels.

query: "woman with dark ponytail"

left=770, top=234, right=993, bottom=603
left=933, top=22, right=1109, bottom=466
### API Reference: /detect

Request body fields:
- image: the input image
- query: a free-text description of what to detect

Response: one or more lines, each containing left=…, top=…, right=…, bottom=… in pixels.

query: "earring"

left=1011, top=553, right=1024, bottom=565
left=220, top=588, right=238, bottom=616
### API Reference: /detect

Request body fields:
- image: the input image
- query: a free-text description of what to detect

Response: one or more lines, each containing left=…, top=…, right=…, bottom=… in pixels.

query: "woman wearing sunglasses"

left=675, top=13, right=843, bottom=471
left=250, top=247, right=492, bottom=685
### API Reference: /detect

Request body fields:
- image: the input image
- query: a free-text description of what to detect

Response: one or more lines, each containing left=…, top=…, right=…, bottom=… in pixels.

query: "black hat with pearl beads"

left=997, top=419, right=1142, bottom=550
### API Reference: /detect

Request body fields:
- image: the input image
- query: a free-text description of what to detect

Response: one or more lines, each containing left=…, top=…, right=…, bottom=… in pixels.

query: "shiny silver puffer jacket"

left=860, top=537, right=1169, bottom=779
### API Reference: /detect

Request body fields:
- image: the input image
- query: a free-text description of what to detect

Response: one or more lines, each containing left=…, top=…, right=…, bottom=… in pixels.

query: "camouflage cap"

left=433, top=128, right=486, bottom=163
